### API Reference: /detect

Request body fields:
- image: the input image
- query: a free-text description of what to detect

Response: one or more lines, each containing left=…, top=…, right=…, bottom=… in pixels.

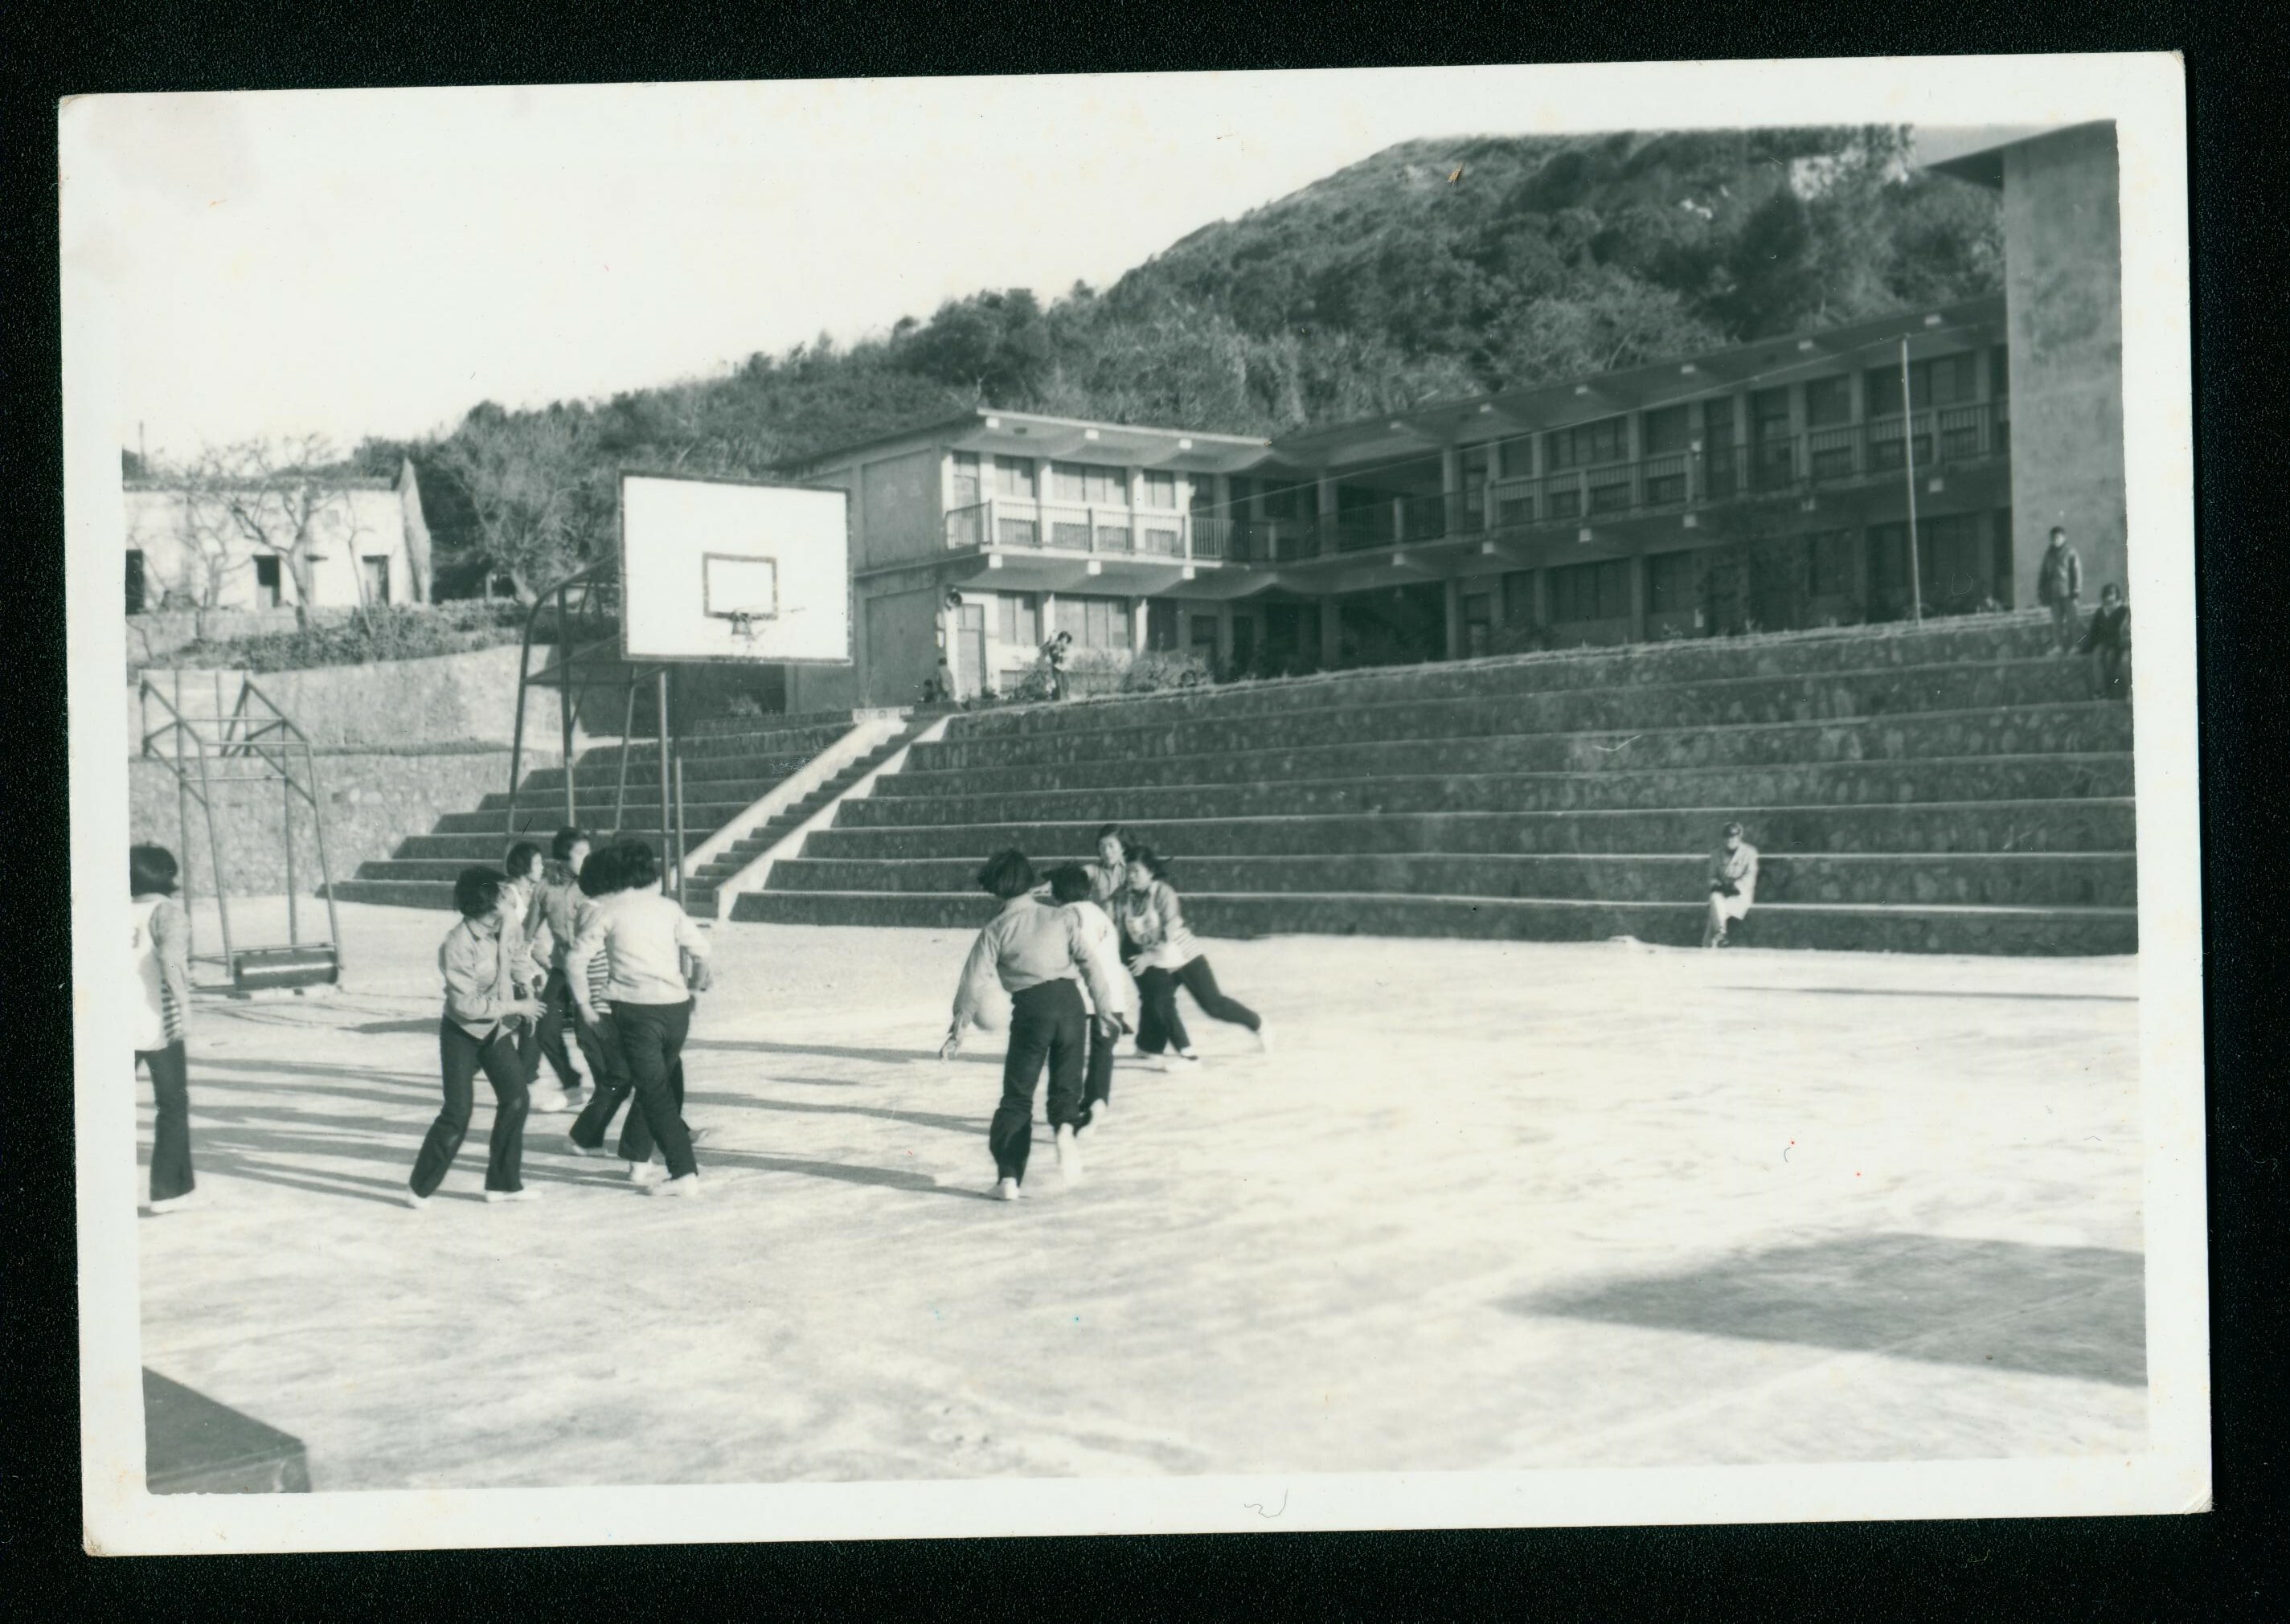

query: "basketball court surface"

left=129, top=897, right=2145, bottom=1490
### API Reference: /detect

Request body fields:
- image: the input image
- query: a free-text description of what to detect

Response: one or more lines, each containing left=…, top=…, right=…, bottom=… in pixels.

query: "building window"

left=1501, top=570, right=1537, bottom=626
left=126, top=550, right=147, bottom=616
left=1190, top=612, right=1219, bottom=658
left=994, top=592, right=1039, bottom=647
left=1147, top=599, right=1179, bottom=652
left=1492, top=434, right=1535, bottom=481
left=1547, top=416, right=1628, bottom=472
left=1806, top=530, right=1854, bottom=597
left=1054, top=593, right=1128, bottom=649
left=1701, top=396, right=1738, bottom=498
left=1051, top=461, right=1128, bottom=505
left=1866, top=354, right=1973, bottom=417
left=254, top=554, right=283, bottom=607
left=1804, top=376, right=1852, bottom=427
left=951, top=452, right=981, bottom=507
left=1927, top=352, right=1978, bottom=407
left=1647, top=550, right=1699, bottom=614
left=1642, top=405, right=1691, bottom=456
left=1549, top=559, right=1630, bottom=623
left=1990, top=346, right=2009, bottom=402
left=1463, top=592, right=1494, bottom=656
left=993, top=455, right=1036, bottom=499
left=1141, top=470, right=1178, bottom=510
left=362, top=555, right=391, bottom=605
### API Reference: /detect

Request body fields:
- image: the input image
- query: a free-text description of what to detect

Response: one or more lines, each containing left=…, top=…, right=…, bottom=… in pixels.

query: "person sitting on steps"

left=1703, top=822, right=1759, bottom=950
left=2079, top=583, right=2131, bottom=702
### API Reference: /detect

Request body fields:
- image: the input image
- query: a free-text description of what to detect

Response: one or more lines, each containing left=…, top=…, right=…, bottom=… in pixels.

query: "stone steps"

left=842, top=755, right=2129, bottom=823
left=731, top=887, right=2137, bottom=956
left=798, top=801, right=2135, bottom=859
left=764, top=849, right=2137, bottom=909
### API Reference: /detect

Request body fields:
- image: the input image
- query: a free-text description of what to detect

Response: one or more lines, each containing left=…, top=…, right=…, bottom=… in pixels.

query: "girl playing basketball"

left=1113, top=846, right=1271, bottom=1067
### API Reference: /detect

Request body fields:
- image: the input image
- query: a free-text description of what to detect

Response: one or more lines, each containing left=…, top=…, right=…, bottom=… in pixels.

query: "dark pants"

left=2047, top=596, right=2079, bottom=652
left=991, top=980, right=1087, bottom=1182
left=1079, top=1017, right=1116, bottom=1123
left=412, top=1019, right=531, bottom=1197
left=1133, top=956, right=1259, bottom=1054
left=610, top=1000, right=698, bottom=1180
left=2094, top=645, right=2129, bottom=701
left=533, top=964, right=604, bottom=1091
left=137, top=1041, right=194, bottom=1203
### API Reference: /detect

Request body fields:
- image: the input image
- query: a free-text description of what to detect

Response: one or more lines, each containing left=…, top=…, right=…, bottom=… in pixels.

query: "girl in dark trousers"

left=942, top=849, right=1120, bottom=1201
left=567, top=840, right=710, bottom=1197
left=1113, top=848, right=1271, bottom=1066
left=531, top=826, right=605, bottom=1107
left=130, top=845, right=197, bottom=1213
left=408, top=869, right=546, bottom=1206
left=565, top=845, right=701, bottom=1174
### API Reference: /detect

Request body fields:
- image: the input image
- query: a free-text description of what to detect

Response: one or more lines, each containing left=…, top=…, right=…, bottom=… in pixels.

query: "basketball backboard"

left=618, top=472, right=851, bottom=664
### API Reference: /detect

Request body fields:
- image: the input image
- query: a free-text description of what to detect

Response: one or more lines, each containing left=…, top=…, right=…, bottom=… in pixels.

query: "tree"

left=180, top=436, right=371, bottom=627
left=434, top=404, right=601, bottom=603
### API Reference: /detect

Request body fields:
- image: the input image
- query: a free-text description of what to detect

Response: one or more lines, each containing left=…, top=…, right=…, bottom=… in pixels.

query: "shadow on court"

left=684, top=1037, right=954, bottom=1067
left=684, top=1091, right=985, bottom=1137
left=1514, top=1232, right=2145, bottom=1387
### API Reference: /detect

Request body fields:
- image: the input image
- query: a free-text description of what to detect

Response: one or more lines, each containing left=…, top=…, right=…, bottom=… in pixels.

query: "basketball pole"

left=656, top=667, right=673, bottom=894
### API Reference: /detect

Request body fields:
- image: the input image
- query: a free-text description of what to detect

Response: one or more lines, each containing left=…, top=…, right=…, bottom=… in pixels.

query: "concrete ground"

left=130, top=898, right=2145, bottom=1491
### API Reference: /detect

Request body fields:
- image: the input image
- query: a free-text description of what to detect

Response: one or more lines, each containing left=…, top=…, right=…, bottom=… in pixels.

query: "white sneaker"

left=145, top=1188, right=201, bottom=1215
left=1174, top=1050, right=1203, bottom=1070
left=567, top=1134, right=610, bottom=1159
left=650, top=1173, right=700, bottom=1199
left=403, top=1189, right=429, bottom=1211
left=531, top=1089, right=571, bottom=1114
left=991, top=1176, right=1022, bottom=1202
left=1055, top=1123, right=1084, bottom=1187
left=687, top=1125, right=715, bottom=1147
left=482, top=1187, right=541, bottom=1204
left=628, top=1160, right=668, bottom=1186
left=1254, top=1023, right=1275, bottom=1054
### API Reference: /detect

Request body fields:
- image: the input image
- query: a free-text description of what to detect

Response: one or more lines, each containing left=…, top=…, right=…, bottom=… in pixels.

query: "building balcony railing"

left=946, top=498, right=1190, bottom=560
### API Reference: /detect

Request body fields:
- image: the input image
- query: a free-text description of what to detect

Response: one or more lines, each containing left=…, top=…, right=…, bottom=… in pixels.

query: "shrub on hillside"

left=163, top=602, right=531, bottom=672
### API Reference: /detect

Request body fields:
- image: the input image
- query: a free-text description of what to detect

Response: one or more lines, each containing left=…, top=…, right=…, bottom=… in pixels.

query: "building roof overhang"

left=787, top=408, right=1276, bottom=477
left=1915, top=123, right=2103, bottom=189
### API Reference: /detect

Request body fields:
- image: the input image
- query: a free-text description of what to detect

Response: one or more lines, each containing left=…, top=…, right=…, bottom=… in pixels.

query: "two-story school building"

left=774, top=291, right=2054, bottom=711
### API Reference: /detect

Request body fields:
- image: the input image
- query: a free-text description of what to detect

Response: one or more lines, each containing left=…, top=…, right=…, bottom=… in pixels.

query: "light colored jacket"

left=539, top=863, right=584, bottom=967
left=1708, top=842, right=1759, bottom=906
left=1067, top=898, right=1138, bottom=1025
left=440, top=915, right=526, bottom=1040
left=1112, top=879, right=1200, bottom=972
left=567, top=887, right=710, bottom=1011
left=130, top=892, right=190, bottom=1050
left=952, top=894, right=1120, bottom=1028
left=2038, top=542, right=2083, bottom=604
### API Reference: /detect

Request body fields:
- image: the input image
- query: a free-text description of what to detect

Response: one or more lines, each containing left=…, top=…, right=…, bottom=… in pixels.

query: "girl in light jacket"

left=1112, top=847, right=1270, bottom=1067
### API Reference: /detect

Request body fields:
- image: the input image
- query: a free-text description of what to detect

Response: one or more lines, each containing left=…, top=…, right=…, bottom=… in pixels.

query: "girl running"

left=567, top=840, right=710, bottom=1198
left=501, top=839, right=567, bottom=1113
left=408, top=868, right=546, bottom=1207
left=129, top=845, right=197, bottom=1214
left=532, top=826, right=603, bottom=1109
left=941, top=849, right=1120, bottom=1200
left=1114, top=846, right=1271, bottom=1068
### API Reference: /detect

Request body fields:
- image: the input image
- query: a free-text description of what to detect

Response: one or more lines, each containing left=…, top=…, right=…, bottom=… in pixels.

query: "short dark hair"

left=1127, top=845, right=1173, bottom=883
left=1093, top=823, right=1137, bottom=854
left=1723, top=821, right=1746, bottom=838
left=454, top=868, right=506, bottom=920
left=576, top=844, right=622, bottom=898
left=976, top=849, right=1036, bottom=898
left=551, top=826, right=588, bottom=862
left=2049, top=526, right=2067, bottom=539
left=129, top=844, right=178, bottom=897
left=1045, top=865, right=1093, bottom=905
left=504, top=841, right=544, bottom=880
left=2100, top=583, right=2123, bottom=601
left=616, top=840, right=661, bottom=891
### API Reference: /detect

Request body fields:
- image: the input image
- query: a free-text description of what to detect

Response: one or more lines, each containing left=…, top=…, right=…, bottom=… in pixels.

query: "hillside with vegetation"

left=336, top=125, right=1998, bottom=601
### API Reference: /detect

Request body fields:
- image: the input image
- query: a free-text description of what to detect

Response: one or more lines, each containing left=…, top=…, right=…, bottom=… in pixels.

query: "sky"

left=56, top=63, right=2127, bottom=463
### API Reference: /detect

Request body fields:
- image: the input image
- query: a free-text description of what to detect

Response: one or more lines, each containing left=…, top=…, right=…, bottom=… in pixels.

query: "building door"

left=1146, top=599, right=1179, bottom=652
left=126, top=550, right=146, bottom=616
left=1231, top=613, right=1257, bottom=673
left=362, top=555, right=391, bottom=606
left=254, top=554, right=283, bottom=607
left=957, top=603, right=988, bottom=699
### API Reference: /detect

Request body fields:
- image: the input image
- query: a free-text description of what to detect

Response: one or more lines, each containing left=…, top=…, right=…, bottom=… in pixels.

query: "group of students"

left=409, top=827, right=712, bottom=1207
left=941, top=824, right=1269, bottom=1201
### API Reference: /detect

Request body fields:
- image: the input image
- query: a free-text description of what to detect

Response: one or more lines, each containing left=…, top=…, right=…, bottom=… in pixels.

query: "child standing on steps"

left=408, top=869, right=547, bottom=1207
left=1046, top=864, right=1136, bottom=1131
left=941, top=849, right=1120, bottom=1201
left=129, top=845, right=197, bottom=1215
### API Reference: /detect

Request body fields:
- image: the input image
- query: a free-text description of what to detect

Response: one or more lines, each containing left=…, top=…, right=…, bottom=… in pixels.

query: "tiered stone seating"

left=731, top=615, right=2136, bottom=955
left=330, top=713, right=860, bottom=910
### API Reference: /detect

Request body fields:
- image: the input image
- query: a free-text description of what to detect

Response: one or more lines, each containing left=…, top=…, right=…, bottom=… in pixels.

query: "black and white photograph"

left=60, top=55, right=2206, bottom=1552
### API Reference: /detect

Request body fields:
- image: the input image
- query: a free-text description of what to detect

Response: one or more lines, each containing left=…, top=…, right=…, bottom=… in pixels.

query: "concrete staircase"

left=729, top=614, right=2137, bottom=955
left=680, top=716, right=937, bottom=918
left=328, top=712, right=862, bottom=910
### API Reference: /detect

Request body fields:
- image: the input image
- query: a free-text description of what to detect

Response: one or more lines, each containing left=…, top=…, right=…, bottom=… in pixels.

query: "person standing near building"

left=1702, top=822, right=1760, bottom=949
left=567, top=840, right=710, bottom=1198
left=2079, top=583, right=2132, bottom=701
left=130, top=845, right=198, bottom=1214
left=408, top=869, right=546, bottom=1207
left=1038, top=630, right=1074, bottom=701
left=2038, top=526, right=2083, bottom=655
left=940, top=849, right=1120, bottom=1201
